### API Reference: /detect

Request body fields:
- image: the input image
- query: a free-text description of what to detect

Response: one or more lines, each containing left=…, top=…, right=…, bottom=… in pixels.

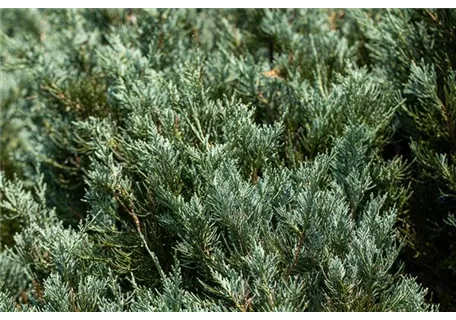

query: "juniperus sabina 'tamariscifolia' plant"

left=1, top=8, right=455, bottom=311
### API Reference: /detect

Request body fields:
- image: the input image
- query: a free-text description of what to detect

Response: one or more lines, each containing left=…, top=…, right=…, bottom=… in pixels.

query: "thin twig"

left=424, top=9, right=456, bottom=41
left=115, top=192, right=165, bottom=280
left=285, top=231, right=306, bottom=278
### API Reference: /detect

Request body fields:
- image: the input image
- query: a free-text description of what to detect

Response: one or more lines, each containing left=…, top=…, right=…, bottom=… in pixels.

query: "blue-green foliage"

left=2, top=8, right=455, bottom=311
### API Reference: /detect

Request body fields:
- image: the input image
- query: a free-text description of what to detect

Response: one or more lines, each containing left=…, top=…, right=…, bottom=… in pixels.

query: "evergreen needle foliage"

left=0, top=8, right=455, bottom=312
